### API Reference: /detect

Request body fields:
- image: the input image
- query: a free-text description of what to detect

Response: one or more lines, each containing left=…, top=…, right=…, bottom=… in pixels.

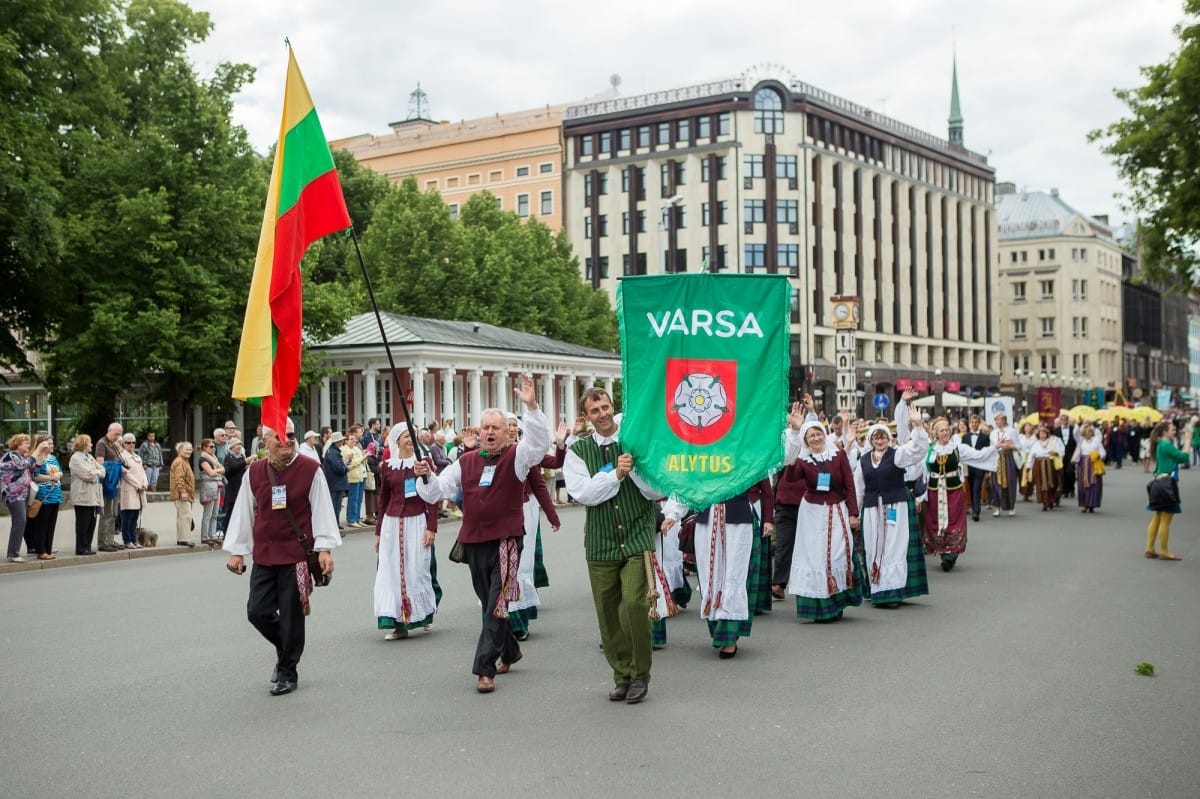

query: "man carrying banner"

left=564, top=387, right=663, bottom=704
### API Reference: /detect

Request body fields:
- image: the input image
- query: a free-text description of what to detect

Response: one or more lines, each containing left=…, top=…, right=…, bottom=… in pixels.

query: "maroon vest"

left=247, top=457, right=318, bottom=566
left=457, top=446, right=525, bottom=544
left=378, top=461, right=437, bottom=530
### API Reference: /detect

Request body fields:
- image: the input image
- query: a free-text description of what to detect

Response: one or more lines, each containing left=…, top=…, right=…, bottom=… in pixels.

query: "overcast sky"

left=188, top=0, right=1185, bottom=227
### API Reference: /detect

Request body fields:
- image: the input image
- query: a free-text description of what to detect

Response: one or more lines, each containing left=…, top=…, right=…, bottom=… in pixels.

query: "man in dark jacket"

left=321, top=431, right=349, bottom=529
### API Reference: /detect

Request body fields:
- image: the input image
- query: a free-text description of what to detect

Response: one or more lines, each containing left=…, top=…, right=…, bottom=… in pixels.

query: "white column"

left=492, top=373, right=508, bottom=414
left=362, top=368, right=377, bottom=423
left=604, top=377, right=615, bottom=398
left=469, top=369, right=483, bottom=425
left=441, top=368, right=456, bottom=426
left=319, top=378, right=331, bottom=426
left=412, top=365, right=427, bottom=430
left=541, top=373, right=555, bottom=424
left=565, top=373, right=578, bottom=424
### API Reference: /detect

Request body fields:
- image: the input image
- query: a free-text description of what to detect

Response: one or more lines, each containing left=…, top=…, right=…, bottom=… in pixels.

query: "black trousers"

left=465, top=539, right=521, bottom=678
left=247, top=563, right=306, bottom=682
left=74, top=505, right=98, bottom=553
left=771, top=503, right=798, bottom=587
left=1060, top=461, right=1076, bottom=497
left=967, top=470, right=985, bottom=517
left=27, top=503, right=59, bottom=555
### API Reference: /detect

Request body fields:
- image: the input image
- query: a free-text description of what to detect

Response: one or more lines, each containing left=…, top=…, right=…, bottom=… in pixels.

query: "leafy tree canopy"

left=1090, top=0, right=1200, bottom=290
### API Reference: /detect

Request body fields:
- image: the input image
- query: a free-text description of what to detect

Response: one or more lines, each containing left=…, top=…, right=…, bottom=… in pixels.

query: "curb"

left=0, top=518, right=458, bottom=576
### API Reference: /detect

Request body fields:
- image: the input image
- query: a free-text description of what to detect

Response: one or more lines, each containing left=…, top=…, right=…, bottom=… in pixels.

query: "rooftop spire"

left=948, top=47, right=964, bottom=146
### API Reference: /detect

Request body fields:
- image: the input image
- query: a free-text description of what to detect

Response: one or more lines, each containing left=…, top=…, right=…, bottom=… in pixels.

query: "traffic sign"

left=873, top=393, right=890, bottom=411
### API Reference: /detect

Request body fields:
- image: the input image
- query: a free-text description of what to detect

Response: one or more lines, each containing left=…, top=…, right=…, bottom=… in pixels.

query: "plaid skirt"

left=533, top=527, right=550, bottom=588
left=709, top=527, right=763, bottom=646
left=868, top=498, right=929, bottom=604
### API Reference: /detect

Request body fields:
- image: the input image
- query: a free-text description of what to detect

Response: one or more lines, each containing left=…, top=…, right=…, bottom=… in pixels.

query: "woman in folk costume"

left=783, top=399, right=864, bottom=623
left=374, top=425, right=439, bottom=640
left=661, top=479, right=774, bottom=657
left=1026, top=426, right=1063, bottom=512
left=921, top=415, right=1009, bottom=571
left=990, top=414, right=1022, bottom=517
left=1073, top=422, right=1106, bottom=513
left=854, top=390, right=930, bottom=607
left=1016, top=422, right=1038, bottom=503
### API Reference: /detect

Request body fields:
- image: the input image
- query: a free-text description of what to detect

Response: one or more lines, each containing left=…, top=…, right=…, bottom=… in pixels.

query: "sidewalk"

left=0, top=494, right=423, bottom=575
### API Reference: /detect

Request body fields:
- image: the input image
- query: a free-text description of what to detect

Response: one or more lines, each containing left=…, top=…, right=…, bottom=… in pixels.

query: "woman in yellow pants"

left=1145, top=421, right=1189, bottom=560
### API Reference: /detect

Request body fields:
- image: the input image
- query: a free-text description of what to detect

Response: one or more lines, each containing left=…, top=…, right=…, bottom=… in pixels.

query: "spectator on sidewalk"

left=2, top=434, right=37, bottom=563
left=118, top=434, right=149, bottom=549
left=170, top=442, right=196, bottom=548
left=68, top=434, right=106, bottom=555
left=95, top=422, right=124, bottom=552
left=138, top=431, right=164, bottom=492
left=322, top=431, right=348, bottom=528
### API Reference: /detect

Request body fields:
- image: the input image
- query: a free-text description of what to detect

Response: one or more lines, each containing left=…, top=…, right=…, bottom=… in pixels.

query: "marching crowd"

left=2, top=386, right=1192, bottom=704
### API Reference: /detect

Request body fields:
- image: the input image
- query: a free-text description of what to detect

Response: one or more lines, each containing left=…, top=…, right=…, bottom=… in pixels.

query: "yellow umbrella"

left=1019, top=412, right=1040, bottom=428
left=1107, top=405, right=1135, bottom=421
left=1068, top=405, right=1099, bottom=422
left=1130, top=406, right=1162, bottom=424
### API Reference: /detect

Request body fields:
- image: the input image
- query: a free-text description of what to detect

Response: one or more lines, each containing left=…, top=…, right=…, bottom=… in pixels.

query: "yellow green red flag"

left=233, top=47, right=350, bottom=435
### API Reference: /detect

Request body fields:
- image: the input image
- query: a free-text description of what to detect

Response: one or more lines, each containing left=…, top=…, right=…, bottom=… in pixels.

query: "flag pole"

left=347, top=228, right=429, bottom=466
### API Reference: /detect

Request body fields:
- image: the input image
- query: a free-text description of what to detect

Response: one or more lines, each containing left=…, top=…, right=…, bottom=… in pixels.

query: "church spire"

left=948, top=48, right=964, bottom=146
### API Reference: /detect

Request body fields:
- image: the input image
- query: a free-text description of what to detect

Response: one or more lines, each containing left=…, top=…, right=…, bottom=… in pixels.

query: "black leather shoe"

left=608, top=683, right=630, bottom=701
left=269, top=679, right=296, bottom=696
left=625, top=678, right=649, bottom=704
left=270, top=667, right=281, bottom=687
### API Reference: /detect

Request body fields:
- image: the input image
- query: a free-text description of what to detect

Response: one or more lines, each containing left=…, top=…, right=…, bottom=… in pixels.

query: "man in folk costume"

left=1053, top=412, right=1079, bottom=502
left=989, top=413, right=1022, bottom=517
left=414, top=374, right=548, bottom=694
left=963, top=414, right=991, bottom=522
left=224, top=418, right=341, bottom=696
left=564, top=387, right=665, bottom=704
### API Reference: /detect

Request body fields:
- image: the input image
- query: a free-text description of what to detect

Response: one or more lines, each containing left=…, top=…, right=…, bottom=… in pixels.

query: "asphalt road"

left=1, top=464, right=1197, bottom=798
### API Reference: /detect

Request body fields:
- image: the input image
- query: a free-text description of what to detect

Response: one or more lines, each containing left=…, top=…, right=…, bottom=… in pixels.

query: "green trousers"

left=587, top=556, right=652, bottom=684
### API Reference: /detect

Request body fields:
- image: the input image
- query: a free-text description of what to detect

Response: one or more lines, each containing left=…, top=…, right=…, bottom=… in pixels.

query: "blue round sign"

left=873, top=393, right=890, bottom=411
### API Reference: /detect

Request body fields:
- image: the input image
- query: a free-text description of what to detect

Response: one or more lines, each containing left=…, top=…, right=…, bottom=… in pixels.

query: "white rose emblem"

left=671, top=373, right=728, bottom=430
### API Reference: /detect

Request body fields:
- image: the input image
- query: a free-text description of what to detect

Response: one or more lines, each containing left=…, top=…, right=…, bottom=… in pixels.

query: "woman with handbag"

left=374, top=425, right=439, bottom=640
left=68, top=434, right=107, bottom=555
left=2, top=434, right=37, bottom=563
left=118, top=434, right=149, bottom=548
left=170, top=441, right=197, bottom=548
left=196, top=438, right=225, bottom=548
left=26, top=434, right=64, bottom=560
left=1145, top=421, right=1189, bottom=560
left=1073, top=423, right=1106, bottom=513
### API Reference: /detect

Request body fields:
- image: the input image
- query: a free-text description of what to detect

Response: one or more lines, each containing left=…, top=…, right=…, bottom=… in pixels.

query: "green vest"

left=570, top=436, right=656, bottom=561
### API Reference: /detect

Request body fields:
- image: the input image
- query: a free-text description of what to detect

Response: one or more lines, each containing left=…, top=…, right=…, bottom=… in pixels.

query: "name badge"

left=815, top=472, right=831, bottom=492
left=271, top=484, right=287, bottom=510
left=479, top=465, right=497, bottom=487
left=404, top=477, right=417, bottom=498
left=886, top=506, right=898, bottom=526
left=598, top=462, right=615, bottom=474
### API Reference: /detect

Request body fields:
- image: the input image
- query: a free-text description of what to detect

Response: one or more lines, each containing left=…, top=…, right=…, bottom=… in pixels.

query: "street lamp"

left=864, top=369, right=872, bottom=418
left=934, top=367, right=943, bottom=419
left=660, top=194, right=684, bottom=274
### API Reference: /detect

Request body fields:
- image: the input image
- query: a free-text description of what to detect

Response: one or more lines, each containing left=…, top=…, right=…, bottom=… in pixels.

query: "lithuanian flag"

left=233, top=48, right=350, bottom=435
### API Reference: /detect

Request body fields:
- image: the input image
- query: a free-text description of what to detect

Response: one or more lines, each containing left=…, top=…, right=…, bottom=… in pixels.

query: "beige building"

left=561, top=64, right=1000, bottom=411
left=332, top=102, right=568, bottom=227
left=994, top=184, right=1125, bottom=411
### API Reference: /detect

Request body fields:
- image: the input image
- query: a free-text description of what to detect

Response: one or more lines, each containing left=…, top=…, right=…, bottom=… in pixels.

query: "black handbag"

left=448, top=537, right=467, bottom=564
left=677, top=513, right=697, bottom=556
left=267, top=465, right=331, bottom=587
left=1146, top=475, right=1181, bottom=511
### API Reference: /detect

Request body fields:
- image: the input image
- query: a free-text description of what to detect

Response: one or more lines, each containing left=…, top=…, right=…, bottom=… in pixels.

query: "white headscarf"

left=798, top=420, right=834, bottom=463
left=865, top=423, right=893, bottom=447
left=385, top=424, right=415, bottom=470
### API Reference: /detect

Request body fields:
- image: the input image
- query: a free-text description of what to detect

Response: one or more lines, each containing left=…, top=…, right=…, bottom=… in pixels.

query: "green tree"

left=1090, top=0, right=1200, bottom=290
left=0, top=0, right=121, bottom=370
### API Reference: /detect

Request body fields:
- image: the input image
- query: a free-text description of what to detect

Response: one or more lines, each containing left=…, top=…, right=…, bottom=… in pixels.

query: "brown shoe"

left=608, top=683, right=631, bottom=701
left=495, top=650, right=523, bottom=674
left=625, top=677, right=649, bottom=704
left=476, top=676, right=495, bottom=693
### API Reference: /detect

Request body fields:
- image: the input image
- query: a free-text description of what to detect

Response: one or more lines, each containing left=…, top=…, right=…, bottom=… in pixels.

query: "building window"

left=540, top=190, right=552, bottom=216
left=467, top=173, right=481, bottom=186
left=623, top=252, right=648, bottom=275
left=701, top=201, right=728, bottom=226
left=599, top=131, right=612, bottom=155
left=517, top=194, right=529, bottom=217
left=621, top=168, right=631, bottom=193
left=598, top=215, right=608, bottom=237
left=581, top=135, right=594, bottom=157
left=1010, top=252, right=1019, bottom=263
left=637, top=125, right=651, bottom=148
left=1081, top=354, right=1088, bottom=373
left=618, top=128, right=631, bottom=151
left=744, top=154, right=765, bottom=179
left=516, top=166, right=530, bottom=177
left=744, top=243, right=767, bottom=271
left=776, top=199, right=798, bottom=225
left=584, top=217, right=592, bottom=239
left=744, top=199, right=766, bottom=224
left=753, top=87, right=784, bottom=134
left=1039, top=279, right=1054, bottom=300
left=1013, top=319, right=1027, bottom=339
left=1048, top=248, right=1055, bottom=259
left=1073, top=317, right=1088, bottom=338
left=489, top=169, right=502, bottom=183
left=1072, top=279, right=1088, bottom=300
left=584, top=174, right=593, bottom=206
left=1021, top=250, right=1028, bottom=263
left=585, top=257, right=609, bottom=281
left=701, top=156, right=727, bottom=182
left=494, top=196, right=502, bottom=210
left=1040, top=317, right=1055, bottom=338
left=777, top=155, right=798, bottom=182
left=697, top=115, right=711, bottom=140
left=701, top=244, right=728, bottom=271
left=1013, top=281, right=1026, bottom=302
left=717, top=112, right=731, bottom=136
left=677, top=119, right=690, bottom=145
left=449, top=203, right=459, bottom=220
left=790, top=288, right=802, bottom=322
left=446, top=176, right=459, bottom=188
left=424, top=179, right=438, bottom=190
left=634, top=167, right=646, bottom=200
left=663, top=248, right=688, bottom=273
left=657, top=122, right=670, bottom=147
left=637, top=210, right=646, bottom=232
left=778, top=243, right=800, bottom=276
left=622, top=212, right=631, bottom=235
left=539, top=162, right=554, bottom=174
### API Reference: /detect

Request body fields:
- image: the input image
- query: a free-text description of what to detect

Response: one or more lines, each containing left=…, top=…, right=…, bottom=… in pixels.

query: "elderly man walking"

left=94, top=422, right=124, bottom=552
left=415, top=374, right=547, bottom=694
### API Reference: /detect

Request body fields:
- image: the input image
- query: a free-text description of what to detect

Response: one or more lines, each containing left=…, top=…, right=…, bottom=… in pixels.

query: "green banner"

left=616, top=273, right=791, bottom=509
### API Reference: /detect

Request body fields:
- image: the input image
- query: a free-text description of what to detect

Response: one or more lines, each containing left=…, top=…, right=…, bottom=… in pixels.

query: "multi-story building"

left=561, top=63, right=1000, bottom=411
left=332, top=95, right=570, bottom=227
left=994, top=185, right=1125, bottom=411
